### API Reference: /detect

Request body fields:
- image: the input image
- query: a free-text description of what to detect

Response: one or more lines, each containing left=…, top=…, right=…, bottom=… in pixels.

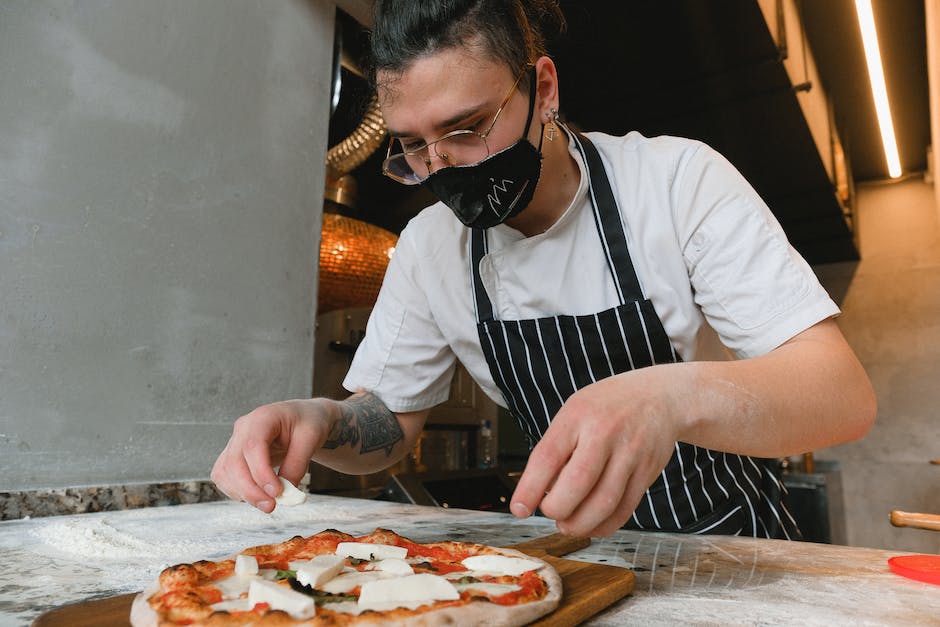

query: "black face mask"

left=421, top=79, right=544, bottom=230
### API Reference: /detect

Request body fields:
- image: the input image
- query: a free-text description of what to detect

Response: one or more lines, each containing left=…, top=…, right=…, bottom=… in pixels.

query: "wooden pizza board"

left=31, top=533, right=634, bottom=626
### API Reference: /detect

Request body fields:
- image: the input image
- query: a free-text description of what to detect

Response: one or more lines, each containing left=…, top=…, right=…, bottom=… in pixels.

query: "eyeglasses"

left=381, top=66, right=532, bottom=185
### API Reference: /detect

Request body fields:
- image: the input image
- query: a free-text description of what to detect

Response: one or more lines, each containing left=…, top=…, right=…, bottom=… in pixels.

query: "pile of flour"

left=28, top=500, right=364, bottom=575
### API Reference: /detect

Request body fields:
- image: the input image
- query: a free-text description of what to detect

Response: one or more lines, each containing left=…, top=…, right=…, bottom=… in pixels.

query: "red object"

left=888, top=554, right=940, bottom=585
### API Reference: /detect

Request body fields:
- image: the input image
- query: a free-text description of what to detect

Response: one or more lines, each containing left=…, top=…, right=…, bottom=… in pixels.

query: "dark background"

left=330, top=1, right=930, bottom=266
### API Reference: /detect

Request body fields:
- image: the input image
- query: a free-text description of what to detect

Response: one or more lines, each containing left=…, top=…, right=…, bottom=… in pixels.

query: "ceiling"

left=332, top=1, right=931, bottom=266
left=800, top=0, right=929, bottom=181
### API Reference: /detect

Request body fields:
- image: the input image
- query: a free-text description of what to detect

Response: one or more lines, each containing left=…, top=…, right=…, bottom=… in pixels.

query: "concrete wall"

left=816, top=177, right=940, bottom=553
left=0, top=0, right=334, bottom=490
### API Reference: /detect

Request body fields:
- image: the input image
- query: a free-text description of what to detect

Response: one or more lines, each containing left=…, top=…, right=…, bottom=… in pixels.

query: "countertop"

left=0, top=495, right=937, bottom=626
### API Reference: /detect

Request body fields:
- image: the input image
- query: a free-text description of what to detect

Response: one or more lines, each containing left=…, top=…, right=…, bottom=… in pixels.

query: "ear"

left=534, top=56, right=560, bottom=125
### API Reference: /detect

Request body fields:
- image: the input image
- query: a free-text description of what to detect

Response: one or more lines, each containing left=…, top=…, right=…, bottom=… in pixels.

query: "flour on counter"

left=27, top=500, right=364, bottom=566
left=31, top=518, right=213, bottom=563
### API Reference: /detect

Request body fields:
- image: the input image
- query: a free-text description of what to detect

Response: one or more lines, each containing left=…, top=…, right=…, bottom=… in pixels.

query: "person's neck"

left=503, top=131, right=580, bottom=237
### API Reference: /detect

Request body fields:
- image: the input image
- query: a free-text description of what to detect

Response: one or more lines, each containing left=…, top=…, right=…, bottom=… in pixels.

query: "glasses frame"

left=382, top=65, right=533, bottom=185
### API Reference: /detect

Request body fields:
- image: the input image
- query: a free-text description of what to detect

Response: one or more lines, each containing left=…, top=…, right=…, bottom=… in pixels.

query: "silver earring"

left=546, top=107, right=558, bottom=142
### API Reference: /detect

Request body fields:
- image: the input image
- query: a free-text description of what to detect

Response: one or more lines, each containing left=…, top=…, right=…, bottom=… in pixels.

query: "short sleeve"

left=342, top=224, right=457, bottom=412
left=673, top=144, right=839, bottom=358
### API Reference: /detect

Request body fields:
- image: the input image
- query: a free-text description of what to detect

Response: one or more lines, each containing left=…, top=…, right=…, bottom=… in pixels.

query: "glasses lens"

left=432, top=132, right=489, bottom=167
left=383, top=153, right=424, bottom=184
left=383, top=133, right=490, bottom=184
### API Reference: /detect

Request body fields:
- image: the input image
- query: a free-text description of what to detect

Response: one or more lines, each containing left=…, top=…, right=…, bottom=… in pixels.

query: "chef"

left=211, top=0, right=876, bottom=538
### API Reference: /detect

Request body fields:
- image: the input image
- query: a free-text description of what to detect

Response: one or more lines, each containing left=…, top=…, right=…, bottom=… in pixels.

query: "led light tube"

left=855, top=0, right=902, bottom=178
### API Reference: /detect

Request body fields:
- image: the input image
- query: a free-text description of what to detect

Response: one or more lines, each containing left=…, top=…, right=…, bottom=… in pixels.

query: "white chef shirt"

left=343, top=131, right=839, bottom=413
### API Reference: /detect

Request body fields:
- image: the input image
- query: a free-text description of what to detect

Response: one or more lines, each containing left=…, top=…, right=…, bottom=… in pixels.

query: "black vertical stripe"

left=556, top=315, right=594, bottom=389
left=537, top=316, right=577, bottom=407
left=575, top=312, right=611, bottom=381
left=597, top=308, right=632, bottom=373
left=483, top=323, right=537, bottom=445
left=640, top=300, right=675, bottom=364
left=501, top=323, right=543, bottom=421
left=512, top=320, right=552, bottom=435
left=521, top=319, right=565, bottom=420
left=617, top=304, right=654, bottom=369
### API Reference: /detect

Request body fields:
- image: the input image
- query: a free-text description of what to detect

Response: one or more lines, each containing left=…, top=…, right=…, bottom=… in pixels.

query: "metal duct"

left=325, top=95, right=388, bottom=181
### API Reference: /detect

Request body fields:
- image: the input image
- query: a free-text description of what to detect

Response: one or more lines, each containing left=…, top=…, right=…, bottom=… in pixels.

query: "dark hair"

left=368, top=0, right=565, bottom=93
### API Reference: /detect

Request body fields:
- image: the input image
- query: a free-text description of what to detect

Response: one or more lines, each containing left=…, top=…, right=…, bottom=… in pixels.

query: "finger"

left=510, top=425, right=576, bottom=519
left=277, top=420, right=320, bottom=485
left=552, top=449, right=634, bottom=536
left=582, top=470, right=652, bottom=537
left=561, top=458, right=653, bottom=537
left=210, top=437, right=272, bottom=510
left=537, top=431, right=612, bottom=522
left=242, top=432, right=280, bottom=509
left=210, top=444, right=243, bottom=501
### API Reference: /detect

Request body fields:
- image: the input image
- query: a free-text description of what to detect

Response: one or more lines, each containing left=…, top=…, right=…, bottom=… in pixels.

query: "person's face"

left=377, top=46, right=537, bottom=178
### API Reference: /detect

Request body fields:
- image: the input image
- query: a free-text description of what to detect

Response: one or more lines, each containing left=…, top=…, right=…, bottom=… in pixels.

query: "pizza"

left=130, top=527, right=562, bottom=626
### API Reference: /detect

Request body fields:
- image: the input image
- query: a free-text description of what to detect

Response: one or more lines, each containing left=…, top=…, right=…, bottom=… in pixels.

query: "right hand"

left=210, top=399, right=334, bottom=512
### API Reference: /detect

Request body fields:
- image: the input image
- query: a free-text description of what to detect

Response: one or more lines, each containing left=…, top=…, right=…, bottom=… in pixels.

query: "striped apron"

left=470, top=133, right=801, bottom=539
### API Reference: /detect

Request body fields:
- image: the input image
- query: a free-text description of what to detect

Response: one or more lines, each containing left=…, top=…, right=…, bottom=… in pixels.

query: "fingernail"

left=257, top=500, right=273, bottom=511
left=510, top=502, right=531, bottom=518
left=263, top=483, right=278, bottom=497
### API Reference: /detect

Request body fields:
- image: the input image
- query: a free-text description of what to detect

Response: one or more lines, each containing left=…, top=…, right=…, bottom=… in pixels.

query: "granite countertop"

left=0, top=495, right=937, bottom=626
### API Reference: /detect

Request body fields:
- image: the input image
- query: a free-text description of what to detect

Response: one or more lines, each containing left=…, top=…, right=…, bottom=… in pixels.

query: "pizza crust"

left=130, top=536, right=561, bottom=627
left=129, top=579, right=160, bottom=627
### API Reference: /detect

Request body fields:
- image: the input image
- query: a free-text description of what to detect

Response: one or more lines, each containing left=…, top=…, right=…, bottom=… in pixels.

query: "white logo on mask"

left=487, top=178, right=515, bottom=212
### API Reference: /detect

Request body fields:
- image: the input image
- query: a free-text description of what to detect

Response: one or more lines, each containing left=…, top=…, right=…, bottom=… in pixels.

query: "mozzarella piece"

left=320, top=601, right=363, bottom=615
left=289, top=554, right=346, bottom=588
left=214, top=574, right=253, bottom=600
left=274, top=476, right=307, bottom=506
left=235, top=554, right=259, bottom=577
left=371, top=558, right=414, bottom=575
left=210, top=598, right=255, bottom=613
left=335, top=542, right=407, bottom=561
left=247, top=579, right=315, bottom=619
left=358, top=573, right=459, bottom=611
left=461, top=555, right=543, bottom=576
left=454, top=581, right=522, bottom=596
left=318, top=570, right=389, bottom=594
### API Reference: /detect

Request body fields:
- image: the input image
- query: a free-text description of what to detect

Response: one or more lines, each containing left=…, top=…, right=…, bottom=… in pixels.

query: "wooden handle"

left=930, top=459, right=940, bottom=465
left=508, top=533, right=592, bottom=557
left=890, top=510, right=940, bottom=532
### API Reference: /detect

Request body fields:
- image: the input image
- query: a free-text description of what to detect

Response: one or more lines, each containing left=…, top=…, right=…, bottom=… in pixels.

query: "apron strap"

left=571, top=133, right=645, bottom=304
left=470, top=228, right=494, bottom=323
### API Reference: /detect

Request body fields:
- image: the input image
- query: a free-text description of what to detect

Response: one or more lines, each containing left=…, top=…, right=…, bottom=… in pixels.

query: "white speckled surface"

left=0, top=495, right=937, bottom=626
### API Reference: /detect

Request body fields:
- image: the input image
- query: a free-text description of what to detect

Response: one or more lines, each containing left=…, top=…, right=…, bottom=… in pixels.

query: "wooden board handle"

left=508, top=533, right=591, bottom=557
left=890, top=510, right=940, bottom=532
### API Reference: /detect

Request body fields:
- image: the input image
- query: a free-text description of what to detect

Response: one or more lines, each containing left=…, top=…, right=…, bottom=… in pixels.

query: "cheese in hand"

left=274, top=476, right=306, bottom=506
left=357, top=573, right=459, bottom=611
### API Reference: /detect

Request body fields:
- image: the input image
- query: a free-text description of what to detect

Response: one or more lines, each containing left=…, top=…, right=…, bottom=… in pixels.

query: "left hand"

left=509, top=366, right=681, bottom=537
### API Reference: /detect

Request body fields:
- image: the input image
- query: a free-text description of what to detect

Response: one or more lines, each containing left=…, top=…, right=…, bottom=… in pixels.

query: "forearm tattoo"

left=322, top=392, right=404, bottom=457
